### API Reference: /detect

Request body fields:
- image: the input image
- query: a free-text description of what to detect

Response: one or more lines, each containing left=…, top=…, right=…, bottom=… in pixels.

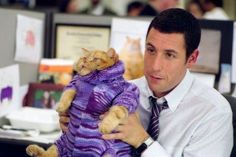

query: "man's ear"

left=186, top=49, right=199, bottom=68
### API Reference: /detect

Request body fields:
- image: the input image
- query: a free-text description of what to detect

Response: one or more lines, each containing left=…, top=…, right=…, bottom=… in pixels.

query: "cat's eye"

left=94, top=58, right=103, bottom=64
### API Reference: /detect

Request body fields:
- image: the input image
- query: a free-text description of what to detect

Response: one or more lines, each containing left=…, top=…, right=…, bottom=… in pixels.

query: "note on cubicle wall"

left=15, top=15, right=43, bottom=64
left=232, top=22, right=236, bottom=83
left=56, top=25, right=110, bottom=61
left=110, top=18, right=150, bottom=80
left=0, top=64, right=20, bottom=117
left=110, top=18, right=150, bottom=55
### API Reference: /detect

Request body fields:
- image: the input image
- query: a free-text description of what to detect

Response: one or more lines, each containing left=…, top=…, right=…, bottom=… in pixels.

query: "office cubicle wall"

left=0, top=8, right=45, bottom=85
left=199, top=19, right=234, bottom=65
left=199, top=20, right=234, bottom=80
left=1, top=8, right=233, bottom=84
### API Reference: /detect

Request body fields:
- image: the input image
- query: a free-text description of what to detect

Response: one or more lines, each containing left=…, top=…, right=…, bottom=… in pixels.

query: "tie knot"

left=148, top=96, right=168, bottom=111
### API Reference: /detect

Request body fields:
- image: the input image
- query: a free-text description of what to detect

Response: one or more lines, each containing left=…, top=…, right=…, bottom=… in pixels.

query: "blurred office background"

left=0, top=0, right=235, bottom=19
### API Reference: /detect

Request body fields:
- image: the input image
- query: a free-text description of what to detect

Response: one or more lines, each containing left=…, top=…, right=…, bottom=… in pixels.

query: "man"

left=60, top=8, right=233, bottom=157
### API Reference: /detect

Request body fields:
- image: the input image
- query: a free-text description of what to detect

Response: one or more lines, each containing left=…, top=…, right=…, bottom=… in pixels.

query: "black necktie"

left=147, top=96, right=168, bottom=140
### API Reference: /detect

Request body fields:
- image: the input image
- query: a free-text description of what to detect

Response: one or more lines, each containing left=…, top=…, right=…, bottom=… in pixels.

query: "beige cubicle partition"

left=0, top=8, right=45, bottom=85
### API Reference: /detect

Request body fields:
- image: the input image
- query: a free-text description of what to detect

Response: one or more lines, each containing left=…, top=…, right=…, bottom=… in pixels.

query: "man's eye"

left=146, top=47, right=155, bottom=55
left=166, top=52, right=176, bottom=59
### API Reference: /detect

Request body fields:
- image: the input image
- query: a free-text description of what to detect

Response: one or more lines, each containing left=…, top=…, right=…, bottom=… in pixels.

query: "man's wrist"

left=134, top=136, right=154, bottom=155
left=134, top=132, right=149, bottom=148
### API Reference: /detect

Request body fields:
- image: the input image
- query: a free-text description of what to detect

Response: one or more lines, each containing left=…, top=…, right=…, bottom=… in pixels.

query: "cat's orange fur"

left=119, top=36, right=144, bottom=80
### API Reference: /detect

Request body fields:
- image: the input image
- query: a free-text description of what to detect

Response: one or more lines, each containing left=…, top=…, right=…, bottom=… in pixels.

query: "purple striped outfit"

left=55, top=61, right=139, bottom=157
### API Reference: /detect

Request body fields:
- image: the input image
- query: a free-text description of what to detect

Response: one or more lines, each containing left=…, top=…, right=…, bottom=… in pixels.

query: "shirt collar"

left=145, top=69, right=193, bottom=112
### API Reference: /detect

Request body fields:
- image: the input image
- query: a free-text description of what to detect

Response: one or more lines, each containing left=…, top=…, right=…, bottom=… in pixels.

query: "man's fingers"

left=99, top=114, right=105, bottom=120
left=59, top=112, right=69, bottom=116
left=114, top=123, right=126, bottom=132
left=60, top=123, right=68, bottom=133
left=59, top=116, right=70, bottom=123
left=102, top=133, right=124, bottom=140
left=99, top=112, right=108, bottom=120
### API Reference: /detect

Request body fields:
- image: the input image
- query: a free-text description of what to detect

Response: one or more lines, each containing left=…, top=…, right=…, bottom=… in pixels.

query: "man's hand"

left=59, top=112, right=70, bottom=133
left=101, top=112, right=149, bottom=148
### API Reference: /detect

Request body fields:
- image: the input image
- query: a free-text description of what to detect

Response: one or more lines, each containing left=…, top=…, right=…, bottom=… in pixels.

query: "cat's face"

left=74, top=48, right=119, bottom=76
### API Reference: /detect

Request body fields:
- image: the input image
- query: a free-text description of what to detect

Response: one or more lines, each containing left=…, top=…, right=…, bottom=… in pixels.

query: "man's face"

left=144, top=28, right=198, bottom=97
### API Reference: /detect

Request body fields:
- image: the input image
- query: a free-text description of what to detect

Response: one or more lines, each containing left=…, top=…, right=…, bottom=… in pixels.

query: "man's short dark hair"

left=146, top=8, right=201, bottom=59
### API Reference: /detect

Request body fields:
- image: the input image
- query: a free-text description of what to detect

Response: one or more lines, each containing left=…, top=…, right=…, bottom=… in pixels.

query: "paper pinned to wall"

left=110, top=18, right=150, bottom=80
left=14, top=14, right=43, bottom=64
left=232, top=22, right=236, bottom=83
left=110, top=18, right=150, bottom=54
left=0, top=64, right=20, bottom=118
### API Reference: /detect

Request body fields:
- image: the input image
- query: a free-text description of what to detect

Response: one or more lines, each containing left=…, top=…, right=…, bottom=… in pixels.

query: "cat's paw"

left=99, top=115, right=120, bottom=134
left=26, top=144, right=45, bottom=157
left=56, top=102, right=68, bottom=113
left=99, top=106, right=128, bottom=134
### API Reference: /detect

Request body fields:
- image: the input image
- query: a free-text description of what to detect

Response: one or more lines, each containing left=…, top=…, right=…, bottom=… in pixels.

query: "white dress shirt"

left=131, top=70, right=233, bottom=157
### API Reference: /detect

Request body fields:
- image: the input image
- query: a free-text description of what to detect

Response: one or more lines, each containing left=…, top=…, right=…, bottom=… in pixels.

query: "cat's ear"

left=107, top=48, right=115, bottom=57
left=107, top=48, right=119, bottom=63
left=81, top=48, right=90, bottom=57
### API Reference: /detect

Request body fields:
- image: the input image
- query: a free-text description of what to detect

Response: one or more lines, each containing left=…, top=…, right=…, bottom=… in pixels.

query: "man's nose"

left=151, top=54, right=163, bottom=71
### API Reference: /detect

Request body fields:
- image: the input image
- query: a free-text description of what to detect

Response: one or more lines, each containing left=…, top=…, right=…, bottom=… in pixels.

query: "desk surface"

left=0, top=131, right=60, bottom=157
left=0, top=130, right=61, bottom=144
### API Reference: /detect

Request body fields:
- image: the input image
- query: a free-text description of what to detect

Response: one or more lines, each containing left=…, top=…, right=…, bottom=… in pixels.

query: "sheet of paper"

left=0, top=64, right=20, bottom=117
left=110, top=18, right=150, bottom=80
left=110, top=18, right=150, bottom=54
left=232, top=22, right=236, bottom=83
left=56, top=25, right=110, bottom=61
left=14, top=14, right=43, bottom=64
left=218, top=64, right=231, bottom=93
left=191, top=72, right=216, bottom=88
